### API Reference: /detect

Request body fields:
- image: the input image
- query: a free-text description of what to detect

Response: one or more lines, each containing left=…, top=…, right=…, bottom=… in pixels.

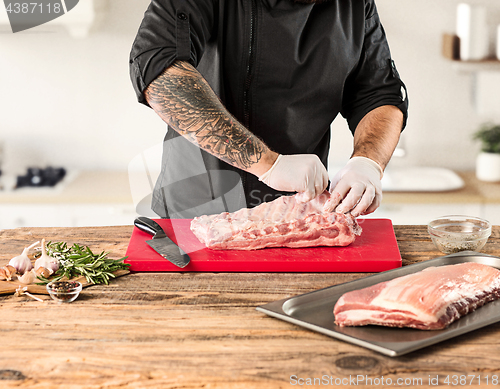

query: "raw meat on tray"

left=190, top=191, right=361, bottom=250
left=334, top=262, right=500, bottom=330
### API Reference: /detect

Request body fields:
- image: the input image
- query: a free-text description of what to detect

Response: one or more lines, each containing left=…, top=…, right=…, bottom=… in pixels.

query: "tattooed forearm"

left=145, top=61, right=272, bottom=171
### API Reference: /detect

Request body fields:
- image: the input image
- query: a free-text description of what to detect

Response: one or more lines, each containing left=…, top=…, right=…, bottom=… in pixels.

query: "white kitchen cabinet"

left=0, top=171, right=140, bottom=229
left=0, top=204, right=72, bottom=229
left=0, top=199, right=493, bottom=229
left=65, top=204, right=139, bottom=227
left=0, top=203, right=138, bottom=229
left=0, top=201, right=497, bottom=229
left=1, top=171, right=498, bottom=230
left=480, top=204, right=500, bottom=226
left=364, top=202, right=483, bottom=225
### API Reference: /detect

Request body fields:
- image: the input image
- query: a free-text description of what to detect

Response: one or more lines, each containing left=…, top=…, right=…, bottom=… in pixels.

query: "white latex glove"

left=258, top=154, right=329, bottom=203
left=323, top=156, right=383, bottom=216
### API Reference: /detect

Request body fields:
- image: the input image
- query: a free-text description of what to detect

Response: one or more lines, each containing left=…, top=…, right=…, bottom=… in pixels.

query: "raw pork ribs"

left=190, top=192, right=361, bottom=250
left=334, top=262, right=500, bottom=330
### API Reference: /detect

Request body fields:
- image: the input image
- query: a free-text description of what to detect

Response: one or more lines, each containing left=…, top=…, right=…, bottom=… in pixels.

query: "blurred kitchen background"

left=1, top=0, right=500, bottom=228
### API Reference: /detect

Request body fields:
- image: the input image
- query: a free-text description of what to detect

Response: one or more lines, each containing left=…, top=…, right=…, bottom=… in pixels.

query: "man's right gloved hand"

left=323, top=156, right=383, bottom=216
left=258, top=154, right=329, bottom=202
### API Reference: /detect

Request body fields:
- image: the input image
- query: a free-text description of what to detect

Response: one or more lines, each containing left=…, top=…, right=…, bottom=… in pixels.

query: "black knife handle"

left=134, top=217, right=166, bottom=238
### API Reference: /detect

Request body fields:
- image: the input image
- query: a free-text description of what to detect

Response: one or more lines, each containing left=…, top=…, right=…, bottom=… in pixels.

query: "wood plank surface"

left=1, top=225, right=500, bottom=388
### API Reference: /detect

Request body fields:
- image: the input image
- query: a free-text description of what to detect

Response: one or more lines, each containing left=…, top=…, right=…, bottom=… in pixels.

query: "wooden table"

left=1, top=225, right=500, bottom=388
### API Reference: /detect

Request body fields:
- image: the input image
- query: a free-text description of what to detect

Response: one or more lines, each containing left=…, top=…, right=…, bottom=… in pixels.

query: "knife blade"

left=134, top=217, right=190, bottom=268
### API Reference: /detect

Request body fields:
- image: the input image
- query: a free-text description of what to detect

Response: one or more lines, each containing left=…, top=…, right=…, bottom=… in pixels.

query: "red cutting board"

left=125, top=218, right=401, bottom=272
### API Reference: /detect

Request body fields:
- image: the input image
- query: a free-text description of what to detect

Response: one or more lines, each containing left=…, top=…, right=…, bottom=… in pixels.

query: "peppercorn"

left=48, top=281, right=80, bottom=291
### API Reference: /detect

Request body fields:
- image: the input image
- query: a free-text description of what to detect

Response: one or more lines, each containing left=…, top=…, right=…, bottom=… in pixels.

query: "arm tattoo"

left=145, top=61, right=266, bottom=170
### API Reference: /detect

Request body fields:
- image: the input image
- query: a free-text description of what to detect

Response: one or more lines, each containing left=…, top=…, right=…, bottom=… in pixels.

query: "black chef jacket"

left=130, top=0, right=408, bottom=218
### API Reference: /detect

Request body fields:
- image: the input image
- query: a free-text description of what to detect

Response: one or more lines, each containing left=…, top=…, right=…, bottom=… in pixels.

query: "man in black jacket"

left=130, top=0, right=408, bottom=219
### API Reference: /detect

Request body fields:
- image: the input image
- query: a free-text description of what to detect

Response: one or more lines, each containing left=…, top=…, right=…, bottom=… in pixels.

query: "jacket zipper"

left=242, top=0, right=257, bottom=201
left=243, top=0, right=257, bottom=129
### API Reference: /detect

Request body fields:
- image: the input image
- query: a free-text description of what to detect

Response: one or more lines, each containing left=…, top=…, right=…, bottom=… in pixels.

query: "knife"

left=134, top=217, right=191, bottom=268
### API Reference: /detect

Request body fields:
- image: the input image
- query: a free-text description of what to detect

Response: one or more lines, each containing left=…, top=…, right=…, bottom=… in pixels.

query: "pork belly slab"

left=334, top=262, right=500, bottom=330
left=190, top=192, right=361, bottom=250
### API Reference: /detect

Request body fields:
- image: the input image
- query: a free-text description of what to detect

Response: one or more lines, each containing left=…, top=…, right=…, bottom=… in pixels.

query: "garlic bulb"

left=8, top=241, right=39, bottom=274
left=17, top=269, right=36, bottom=285
left=34, top=239, right=59, bottom=273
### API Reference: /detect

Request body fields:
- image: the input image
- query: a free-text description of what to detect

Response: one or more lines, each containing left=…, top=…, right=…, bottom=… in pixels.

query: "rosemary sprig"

left=35, top=241, right=130, bottom=285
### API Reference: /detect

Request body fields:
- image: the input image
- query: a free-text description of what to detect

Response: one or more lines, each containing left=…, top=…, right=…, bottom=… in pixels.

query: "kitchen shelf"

left=451, top=59, right=500, bottom=73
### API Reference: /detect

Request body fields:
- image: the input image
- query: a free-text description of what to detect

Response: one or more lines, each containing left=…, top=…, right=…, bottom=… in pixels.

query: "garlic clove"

left=1, top=265, right=17, bottom=281
left=0, top=268, right=7, bottom=281
left=16, top=269, right=37, bottom=285
left=35, top=267, right=53, bottom=279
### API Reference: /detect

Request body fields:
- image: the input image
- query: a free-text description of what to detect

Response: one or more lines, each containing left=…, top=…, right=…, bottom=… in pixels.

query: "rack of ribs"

left=334, top=262, right=500, bottom=330
left=190, top=191, right=361, bottom=250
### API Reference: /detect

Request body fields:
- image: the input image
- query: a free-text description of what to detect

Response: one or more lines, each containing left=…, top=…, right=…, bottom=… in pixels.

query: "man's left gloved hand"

left=323, top=156, right=383, bottom=217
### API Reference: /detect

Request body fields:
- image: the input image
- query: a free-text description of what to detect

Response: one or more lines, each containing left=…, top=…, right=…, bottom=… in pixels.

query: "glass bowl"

left=428, top=215, right=492, bottom=254
left=46, top=281, right=82, bottom=303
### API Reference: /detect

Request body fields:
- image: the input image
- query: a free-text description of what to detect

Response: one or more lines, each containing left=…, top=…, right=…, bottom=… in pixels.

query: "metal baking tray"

left=256, top=251, right=500, bottom=357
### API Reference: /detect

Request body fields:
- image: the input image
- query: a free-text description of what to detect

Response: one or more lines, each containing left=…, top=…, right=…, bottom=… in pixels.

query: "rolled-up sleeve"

left=129, top=0, right=216, bottom=106
left=341, top=3, right=409, bottom=134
